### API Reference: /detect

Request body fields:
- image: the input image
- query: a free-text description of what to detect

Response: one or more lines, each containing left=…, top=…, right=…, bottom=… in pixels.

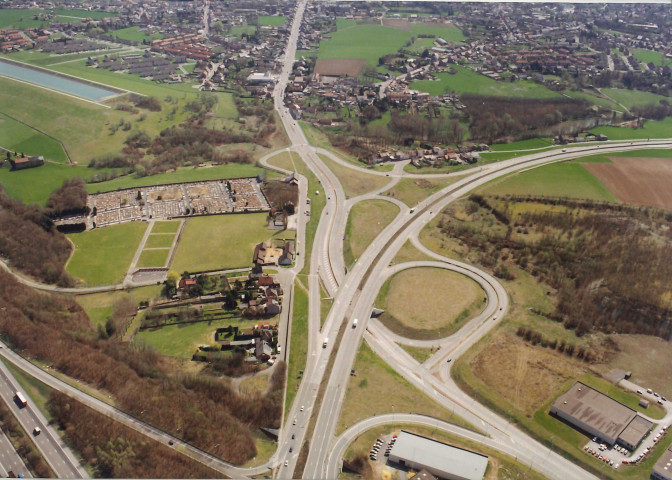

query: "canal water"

left=0, top=59, right=121, bottom=102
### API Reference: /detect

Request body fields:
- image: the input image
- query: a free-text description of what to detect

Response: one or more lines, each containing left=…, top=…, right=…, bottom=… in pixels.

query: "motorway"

left=0, top=356, right=86, bottom=478
left=0, top=0, right=671, bottom=478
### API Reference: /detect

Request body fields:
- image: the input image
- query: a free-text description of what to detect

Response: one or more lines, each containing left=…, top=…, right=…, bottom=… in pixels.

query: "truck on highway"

left=15, top=391, right=27, bottom=407
left=323, top=338, right=328, bottom=348
left=352, top=318, right=358, bottom=328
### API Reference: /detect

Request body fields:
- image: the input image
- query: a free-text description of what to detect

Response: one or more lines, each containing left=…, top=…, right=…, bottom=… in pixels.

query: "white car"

left=284, top=460, right=289, bottom=467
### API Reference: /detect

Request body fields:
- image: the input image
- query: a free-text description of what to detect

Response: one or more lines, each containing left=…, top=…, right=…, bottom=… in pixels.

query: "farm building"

left=388, top=431, right=488, bottom=480
left=651, top=444, right=672, bottom=480
left=8, top=155, right=44, bottom=171
left=550, top=382, right=653, bottom=449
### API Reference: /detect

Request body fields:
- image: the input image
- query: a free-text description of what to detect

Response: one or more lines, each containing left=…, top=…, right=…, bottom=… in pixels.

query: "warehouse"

left=388, top=431, right=488, bottom=480
left=651, top=445, right=672, bottom=480
left=550, top=382, right=652, bottom=449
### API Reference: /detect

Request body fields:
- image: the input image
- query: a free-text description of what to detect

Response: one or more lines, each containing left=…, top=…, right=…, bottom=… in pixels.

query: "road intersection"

left=1, top=0, right=672, bottom=478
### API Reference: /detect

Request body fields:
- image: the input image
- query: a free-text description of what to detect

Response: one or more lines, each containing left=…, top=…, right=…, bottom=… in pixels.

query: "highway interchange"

left=1, top=0, right=672, bottom=478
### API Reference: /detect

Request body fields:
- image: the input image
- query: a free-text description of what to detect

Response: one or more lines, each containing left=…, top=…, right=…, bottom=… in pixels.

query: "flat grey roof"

left=389, top=431, right=488, bottom=480
left=653, top=445, right=672, bottom=479
left=618, top=415, right=653, bottom=447
left=552, top=382, right=635, bottom=441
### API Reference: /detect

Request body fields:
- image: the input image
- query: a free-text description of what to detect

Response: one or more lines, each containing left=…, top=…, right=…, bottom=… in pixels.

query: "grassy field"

left=411, top=66, right=560, bottom=98
left=66, top=222, right=147, bottom=285
left=171, top=213, right=272, bottom=273
left=592, top=335, right=672, bottom=400
left=0, top=76, right=131, bottom=165
left=0, top=112, right=68, bottom=163
left=144, top=234, right=175, bottom=248
left=563, top=90, right=624, bottom=112
left=0, top=9, right=52, bottom=28
left=137, top=317, right=260, bottom=359
left=267, top=152, right=325, bottom=275
left=601, top=88, right=669, bottom=110
left=399, top=345, right=435, bottom=364
left=392, top=240, right=435, bottom=265
left=0, top=162, right=118, bottom=205
left=86, top=164, right=265, bottom=194
left=137, top=249, right=169, bottom=268
left=318, top=154, right=390, bottom=198
left=111, top=26, right=163, bottom=43
left=344, top=200, right=399, bottom=267
left=286, top=280, right=308, bottom=416
left=75, top=285, right=163, bottom=327
left=50, top=9, right=116, bottom=19
left=151, top=221, right=180, bottom=233
left=384, top=176, right=465, bottom=207
left=258, top=15, right=286, bottom=26
left=299, top=122, right=393, bottom=173
left=337, top=343, right=474, bottom=435
left=589, top=117, right=672, bottom=140
left=239, top=375, right=270, bottom=395
left=481, top=162, right=618, bottom=202
left=316, top=21, right=412, bottom=70
left=377, top=267, right=485, bottom=340
left=632, top=49, right=668, bottom=67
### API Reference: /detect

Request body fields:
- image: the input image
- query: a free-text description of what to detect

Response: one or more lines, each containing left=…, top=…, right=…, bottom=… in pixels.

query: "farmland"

left=0, top=112, right=68, bottom=163
left=66, top=222, right=147, bottom=286
left=171, top=213, right=273, bottom=273
left=316, top=18, right=464, bottom=72
left=584, top=156, right=672, bottom=209
left=482, top=162, right=618, bottom=202
left=411, top=66, right=560, bottom=98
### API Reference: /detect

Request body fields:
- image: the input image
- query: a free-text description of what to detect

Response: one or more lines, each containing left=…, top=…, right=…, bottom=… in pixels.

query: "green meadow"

left=67, top=222, right=147, bottom=286
left=411, top=66, right=559, bottom=98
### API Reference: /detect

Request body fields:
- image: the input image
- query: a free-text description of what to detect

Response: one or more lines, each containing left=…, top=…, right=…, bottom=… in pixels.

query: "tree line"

left=439, top=195, right=672, bottom=339
left=48, top=391, right=220, bottom=478
left=0, top=185, right=74, bottom=286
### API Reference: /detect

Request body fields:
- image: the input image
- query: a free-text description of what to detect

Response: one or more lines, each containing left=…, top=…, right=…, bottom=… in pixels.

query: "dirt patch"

left=470, top=333, right=585, bottom=415
left=382, top=19, right=411, bottom=30
left=187, top=186, right=212, bottom=198
left=414, top=179, right=436, bottom=189
left=592, top=334, right=672, bottom=399
left=584, top=157, right=672, bottom=209
left=314, top=59, right=367, bottom=77
left=148, top=187, right=183, bottom=201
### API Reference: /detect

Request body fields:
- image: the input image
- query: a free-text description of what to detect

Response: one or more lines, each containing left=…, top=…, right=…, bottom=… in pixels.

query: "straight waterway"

left=0, top=58, right=122, bottom=102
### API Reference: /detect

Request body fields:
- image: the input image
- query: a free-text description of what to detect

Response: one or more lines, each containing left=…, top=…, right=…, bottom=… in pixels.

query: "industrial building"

left=651, top=445, right=672, bottom=480
left=550, top=382, right=653, bottom=449
left=387, top=431, right=488, bottom=480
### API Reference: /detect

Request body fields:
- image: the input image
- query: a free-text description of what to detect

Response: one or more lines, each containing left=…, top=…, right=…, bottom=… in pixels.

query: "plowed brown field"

left=314, top=59, right=367, bottom=77
left=584, top=157, right=672, bottom=209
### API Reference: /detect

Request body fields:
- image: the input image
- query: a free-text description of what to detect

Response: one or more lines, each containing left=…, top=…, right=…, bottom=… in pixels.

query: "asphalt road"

left=0, top=427, right=31, bottom=478
left=0, top=357, right=86, bottom=478
left=1, top=0, right=672, bottom=477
